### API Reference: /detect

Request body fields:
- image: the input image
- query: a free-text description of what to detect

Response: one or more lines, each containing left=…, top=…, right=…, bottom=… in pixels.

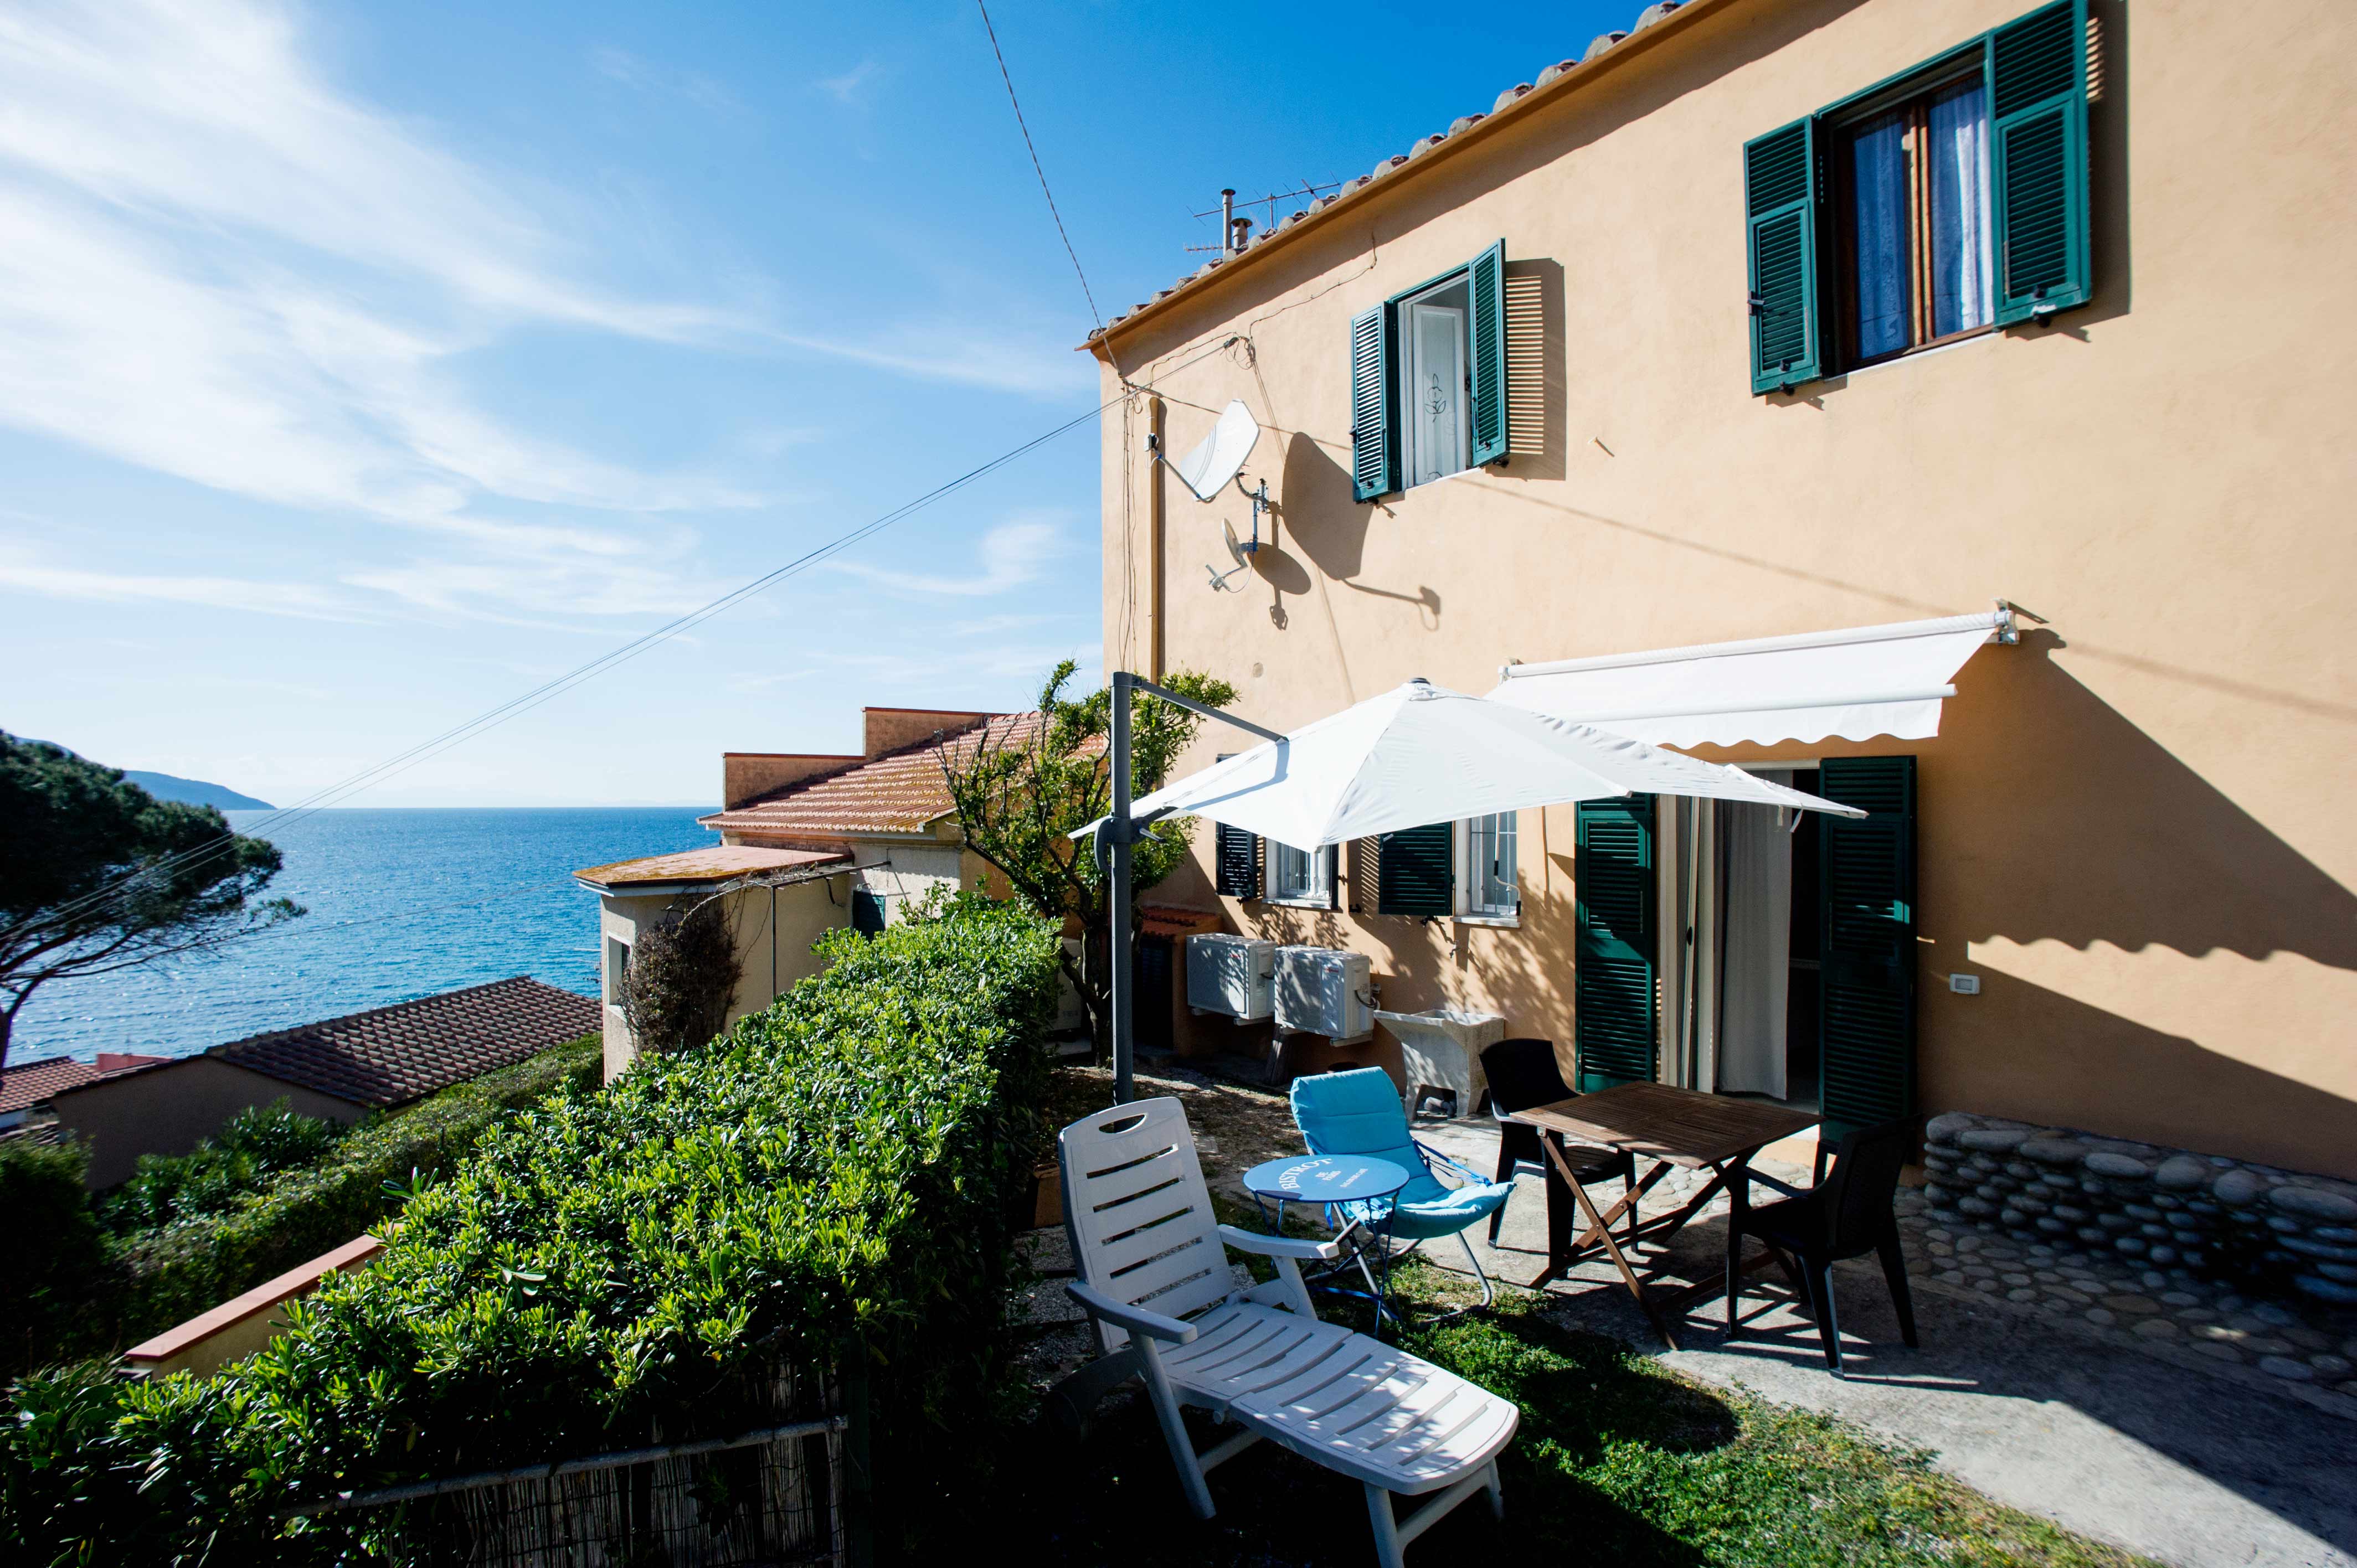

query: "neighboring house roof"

left=574, top=844, right=848, bottom=894
left=205, top=977, right=600, bottom=1110
left=0, top=1052, right=170, bottom=1115
left=702, top=711, right=1044, bottom=841
left=1085, top=0, right=1727, bottom=353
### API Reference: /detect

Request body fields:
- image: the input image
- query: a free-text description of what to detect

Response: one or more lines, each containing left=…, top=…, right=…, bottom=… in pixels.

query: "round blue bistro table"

left=1241, top=1155, right=1411, bottom=1332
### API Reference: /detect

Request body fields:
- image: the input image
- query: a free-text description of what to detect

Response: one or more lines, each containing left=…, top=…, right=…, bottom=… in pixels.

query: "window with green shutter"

left=1376, top=822, right=1453, bottom=917
left=1746, top=118, right=1821, bottom=393
left=1990, top=0, right=2091, bottom=322
left=1744, top=0, right=2090, bottom=391
left=1349, top=241, right=1509, bottom=499
left=1214, top=822, right=1261, bottom=899
left=1816, top=756, right=1917, bottom=1141
left=1575, top=796, right=1658, bottom=1093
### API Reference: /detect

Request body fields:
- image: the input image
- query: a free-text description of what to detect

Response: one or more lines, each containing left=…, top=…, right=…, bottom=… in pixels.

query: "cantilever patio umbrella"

left=1088, top=675, right=1862, bottom=1100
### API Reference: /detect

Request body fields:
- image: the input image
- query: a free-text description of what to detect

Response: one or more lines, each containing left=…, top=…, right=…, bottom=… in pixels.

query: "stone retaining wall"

left=1922, top=1112, right=2357, bottom=1307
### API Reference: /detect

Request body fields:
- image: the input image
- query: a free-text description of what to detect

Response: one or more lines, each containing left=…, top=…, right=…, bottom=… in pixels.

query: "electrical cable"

left=974, top=0, right=1105, bottom=338
left=32, top=336, right=1244, bottom=935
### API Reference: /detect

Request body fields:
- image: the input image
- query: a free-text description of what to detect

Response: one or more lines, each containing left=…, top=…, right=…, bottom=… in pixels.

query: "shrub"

left=0, top=1139, right=114, bottom=1378
left=107, top=1033, right=602, bottom=1353
left=97, top=1100, right=344, bottom=1234
left=3, top=894, right=1060, bottom=1564
left=2, top=1034, right=600, bottom=1381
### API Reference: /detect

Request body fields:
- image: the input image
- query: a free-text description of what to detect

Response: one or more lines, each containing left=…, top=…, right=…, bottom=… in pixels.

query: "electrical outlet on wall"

left=1948, top=973, right=1981, bottom=995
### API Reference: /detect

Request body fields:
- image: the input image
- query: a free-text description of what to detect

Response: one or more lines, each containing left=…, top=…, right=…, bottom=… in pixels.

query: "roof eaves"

left=1082, top=0, right=1741, bottom=357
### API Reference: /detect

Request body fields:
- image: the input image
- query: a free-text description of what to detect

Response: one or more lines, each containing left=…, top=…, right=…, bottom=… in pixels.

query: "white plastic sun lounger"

left=1055, top=1097, right=1519, bottom=1567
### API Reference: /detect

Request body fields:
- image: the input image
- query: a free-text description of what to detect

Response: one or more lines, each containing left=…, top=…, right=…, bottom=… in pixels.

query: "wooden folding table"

left=1509, top=1082, right=1815, bottom=1348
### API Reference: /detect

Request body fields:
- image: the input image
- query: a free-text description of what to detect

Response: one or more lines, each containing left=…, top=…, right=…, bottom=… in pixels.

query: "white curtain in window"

left=1716, top=783, right=1791, bottom=1098
left=1928, top=80, right=1993, bottom=336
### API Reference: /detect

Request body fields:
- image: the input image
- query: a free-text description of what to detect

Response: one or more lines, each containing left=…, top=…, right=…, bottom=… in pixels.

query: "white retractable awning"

left=1487, top=608, right=2015, bottom=748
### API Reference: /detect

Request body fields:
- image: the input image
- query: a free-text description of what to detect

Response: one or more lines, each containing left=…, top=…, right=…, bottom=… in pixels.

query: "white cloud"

left=827, top=517, right=1066, bottom=598
left=590, top=45, right=750, bottom=120
left=780, top=319, right=1097, bottom=399
left=817, top=60, right=881, bottom=105
left=0, top=545, right=367, bottom=622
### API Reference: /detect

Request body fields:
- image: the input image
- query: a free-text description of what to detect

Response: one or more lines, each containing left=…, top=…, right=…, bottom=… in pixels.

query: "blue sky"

left=0, top=0, right=1633, bottom=806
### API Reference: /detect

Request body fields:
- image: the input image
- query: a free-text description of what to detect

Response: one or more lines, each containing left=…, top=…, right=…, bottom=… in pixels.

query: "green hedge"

left=1, top=1033, right=601, bottom=1381
left=3, top=895, right=1059, bottom=1564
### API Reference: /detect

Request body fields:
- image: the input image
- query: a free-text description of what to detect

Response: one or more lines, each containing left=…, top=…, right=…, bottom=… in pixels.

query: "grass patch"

left=982, top=1251, right=2155, bottom=1567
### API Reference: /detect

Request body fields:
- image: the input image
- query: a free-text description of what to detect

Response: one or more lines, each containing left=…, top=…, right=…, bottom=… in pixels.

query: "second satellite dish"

left=1169, top=399, right=1259, bottom=502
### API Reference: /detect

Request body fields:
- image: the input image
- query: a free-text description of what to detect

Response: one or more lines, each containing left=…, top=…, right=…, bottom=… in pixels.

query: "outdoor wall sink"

left=1374, top=1007, right=1506, bottom=1118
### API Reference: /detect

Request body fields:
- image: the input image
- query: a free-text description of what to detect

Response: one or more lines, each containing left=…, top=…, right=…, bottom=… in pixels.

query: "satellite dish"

left=1168, top=399, right=1259, bottom=502
left=1206, top=520, right=1254, bottom=592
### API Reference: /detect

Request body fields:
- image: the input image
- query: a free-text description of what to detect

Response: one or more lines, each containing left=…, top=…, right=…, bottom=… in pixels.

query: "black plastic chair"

left=1479, top=1038, right=1638, bottom=1246
left=1726, top=1118, right=1918, bottom=1374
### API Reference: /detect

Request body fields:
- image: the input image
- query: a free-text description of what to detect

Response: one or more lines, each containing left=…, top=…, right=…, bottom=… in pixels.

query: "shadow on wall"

left=1951, top=965, right=2357, bottom=1179
left=1276, top=428, right=1443, bottom=626
left=1950, top=632, right=2357, bottom=969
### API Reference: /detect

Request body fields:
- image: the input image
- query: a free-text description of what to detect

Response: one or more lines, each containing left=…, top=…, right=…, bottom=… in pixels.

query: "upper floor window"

left=1837, top=75, right=1993, bottom=365
left=1399, top=275, right=1470, bottom=487
left=1746, top=0, right=2091, bottom=394
left=1349, top=242, right=1507, bottom=500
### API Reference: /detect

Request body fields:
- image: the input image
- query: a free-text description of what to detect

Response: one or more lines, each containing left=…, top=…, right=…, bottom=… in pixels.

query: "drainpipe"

left=1147, top=395, right=1166, bottom=679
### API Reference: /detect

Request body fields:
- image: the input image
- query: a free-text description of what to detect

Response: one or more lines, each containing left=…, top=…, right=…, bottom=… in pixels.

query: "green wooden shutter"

left=1816, top=756, right=1917, bottom=1141
left=1744, top=117, right=1821, bottom=394
left=1348, top=303, right=1398, bottom=501
left=1575, top=796, right=1658, bottom=1092
left=1377, top=822, right=1453, bottom=917
left=851, top=888, right=887, bottom=936
left=1214, top=822, right=1260, bottom=898
left=1989, top=0, right=2091, bottom=324
left=1466, top=241, right=1507, bottom=467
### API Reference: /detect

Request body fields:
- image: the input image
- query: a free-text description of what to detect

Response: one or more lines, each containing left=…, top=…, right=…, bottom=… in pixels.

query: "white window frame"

left=605, top=936, right=631, bottom=1007
left=1455, top=812, right=1521, bottom=926
left=1397, top=275, right=1471, bottom=492
left=1265, top=840, right=1334, bottom=909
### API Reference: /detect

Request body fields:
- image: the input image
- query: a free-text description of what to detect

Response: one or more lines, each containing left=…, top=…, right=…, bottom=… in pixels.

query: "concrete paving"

left=1037, top=1069, right=2357, bottom=1567
left=1412, top=1115, right=2357, bottom=1568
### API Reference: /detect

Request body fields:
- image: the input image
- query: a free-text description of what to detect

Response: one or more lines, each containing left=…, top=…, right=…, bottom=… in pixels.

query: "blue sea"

left=11, top=808, right=716, bottom=1065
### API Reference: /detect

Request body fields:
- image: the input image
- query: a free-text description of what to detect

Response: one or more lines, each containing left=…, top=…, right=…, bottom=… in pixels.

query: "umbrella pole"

left=1104, top=673, right=1286, bottom=1105
left=1110, top=672, right=1136, bottom=1103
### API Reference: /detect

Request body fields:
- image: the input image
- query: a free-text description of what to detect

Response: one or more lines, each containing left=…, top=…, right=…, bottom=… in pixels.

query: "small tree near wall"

left=941, top=659, right=1236, bottom=1050
left=619, top=898, right=743, bottom=1056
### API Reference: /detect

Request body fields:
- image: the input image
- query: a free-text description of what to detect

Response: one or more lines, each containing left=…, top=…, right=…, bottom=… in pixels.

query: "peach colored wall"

left=598, top=881, right=848, bottom=1080
left=862, top=708, right=992, bottom=759
left=49, top=1058, right=363, bottom=1189
left=722, top=753, right=858, bottom=812
left=1095, top=0, right=2357, bottom=1174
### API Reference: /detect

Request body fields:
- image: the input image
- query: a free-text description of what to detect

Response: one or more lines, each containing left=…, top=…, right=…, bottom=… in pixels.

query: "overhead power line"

left=36, top=334, right=1244, bottom=936
left=975, top=0, right=1105, bottom=338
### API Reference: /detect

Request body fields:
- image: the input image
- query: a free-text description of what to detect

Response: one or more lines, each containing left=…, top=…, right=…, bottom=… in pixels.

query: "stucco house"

left=1086, top=0, right=2356, bottom=1193
left=35, top=977, right=598, bottom=1187
left=579, top=706, right=1038, bottom=1080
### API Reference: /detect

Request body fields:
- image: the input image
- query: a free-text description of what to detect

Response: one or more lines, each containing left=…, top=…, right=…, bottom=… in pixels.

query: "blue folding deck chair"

left=1291, top=1067, right=1514, bottom=1316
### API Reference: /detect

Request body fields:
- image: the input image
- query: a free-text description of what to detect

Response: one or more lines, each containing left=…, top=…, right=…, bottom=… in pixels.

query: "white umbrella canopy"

left=1100, top=679, right=1862, bottom=848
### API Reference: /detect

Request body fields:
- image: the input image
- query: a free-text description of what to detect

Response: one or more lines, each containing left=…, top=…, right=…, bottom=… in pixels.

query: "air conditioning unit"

left=1273, top=946, right=1374, bottom=1043
left=1185, top=934, right=1276, bottom=1021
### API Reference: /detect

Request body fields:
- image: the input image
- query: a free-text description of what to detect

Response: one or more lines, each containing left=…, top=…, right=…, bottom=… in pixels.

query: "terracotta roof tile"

left=702, top=711, right=1046, bottom=840
left=0, top=1052, right=169, bottom=1115
left=208, top=977, right=600, bottom=1109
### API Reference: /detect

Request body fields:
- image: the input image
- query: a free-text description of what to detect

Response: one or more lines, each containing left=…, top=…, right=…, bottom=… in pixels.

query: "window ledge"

left=1266, top=897, right=1335, bottom=911
left=1453, top=913, right=1521, bottom=930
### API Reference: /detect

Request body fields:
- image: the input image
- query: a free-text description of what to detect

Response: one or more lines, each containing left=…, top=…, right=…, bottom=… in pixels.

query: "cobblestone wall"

left=1922, top=1112, right=2357, bottom=1308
